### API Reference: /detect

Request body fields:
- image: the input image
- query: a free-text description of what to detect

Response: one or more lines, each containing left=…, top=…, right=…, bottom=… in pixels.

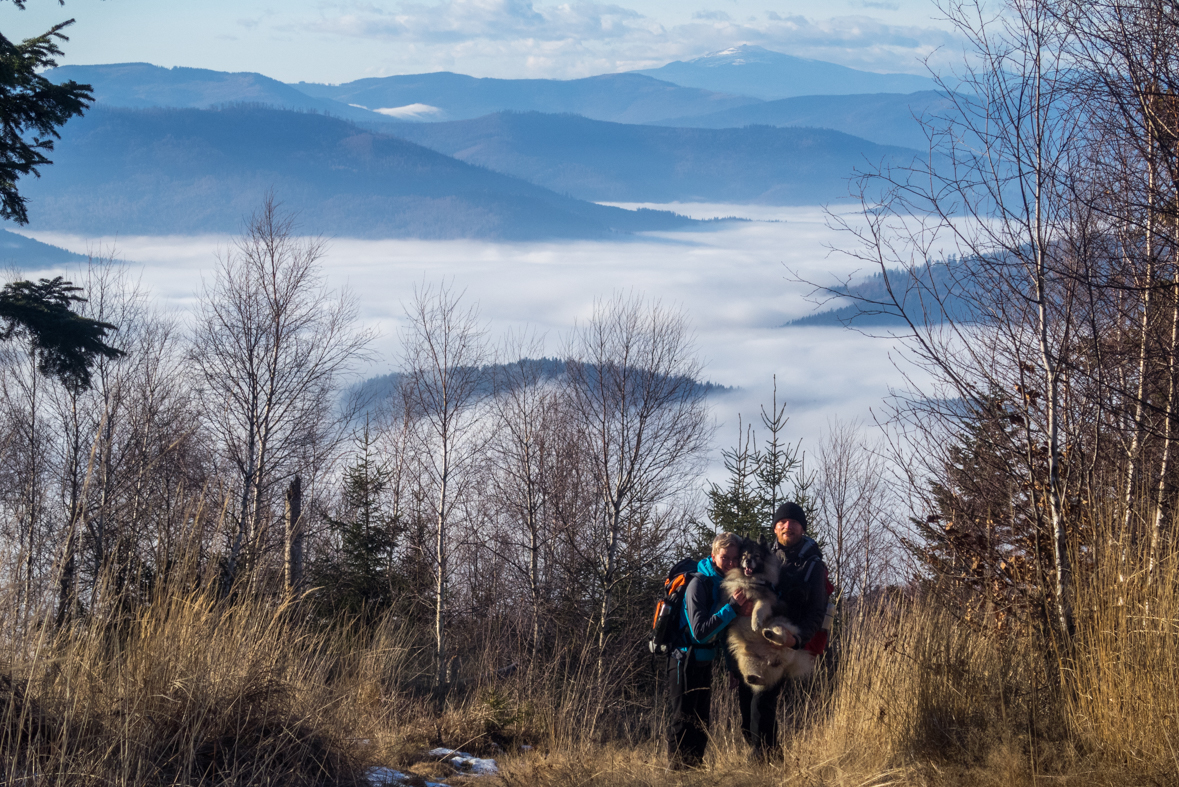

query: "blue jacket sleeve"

left=684, top=575, right=738, bottom=645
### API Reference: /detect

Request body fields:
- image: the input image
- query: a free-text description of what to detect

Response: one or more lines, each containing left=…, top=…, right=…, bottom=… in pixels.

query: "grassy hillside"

left=1, top=542, right=1170, bottom=785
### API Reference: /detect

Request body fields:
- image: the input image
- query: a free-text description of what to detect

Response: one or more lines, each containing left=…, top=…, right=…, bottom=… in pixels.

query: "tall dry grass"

left=1069, top=540, right=1179, bottom=774
left=0, top=579, right=428, bottom=786
left=3, top=543, right=1178, bottom=785
left=492, top=547, right=1179, bottom=787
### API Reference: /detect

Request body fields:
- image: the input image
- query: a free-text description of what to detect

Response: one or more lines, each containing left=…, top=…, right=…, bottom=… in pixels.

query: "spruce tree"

left=756, top=375, right=801, bottom=525
left=320, top=423, right=402, bottom=621
left=702, top=417, right=766, bottom=543
left=700, top=379, right=805, bottom=549
left=1, top=14, right=92, bottom=224
left=0, top=276, right=124, bottom=390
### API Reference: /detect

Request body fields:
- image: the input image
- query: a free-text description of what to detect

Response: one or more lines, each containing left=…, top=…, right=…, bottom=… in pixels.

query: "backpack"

left=647, top=556, right=702, bottom=654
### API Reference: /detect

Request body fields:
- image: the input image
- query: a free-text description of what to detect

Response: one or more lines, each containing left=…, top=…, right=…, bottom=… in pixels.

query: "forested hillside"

left=16, top=105, right=696, bottom=239
left=652, top=90, right=956, bottom=150
left=47, top=62, right=391, bottom=123
left=391, top=112, right=922, bottom=204
left=290, top=71, right=759, bottom=124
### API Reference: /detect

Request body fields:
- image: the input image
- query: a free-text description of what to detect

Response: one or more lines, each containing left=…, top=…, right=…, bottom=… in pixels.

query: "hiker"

left=667, top=531, right=748, bottom=768
left=738, top=501, right=829, bottom=758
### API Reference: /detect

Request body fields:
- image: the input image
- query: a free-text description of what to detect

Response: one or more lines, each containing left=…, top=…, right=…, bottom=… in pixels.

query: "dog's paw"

left=762, top=629, right=788, bottom=646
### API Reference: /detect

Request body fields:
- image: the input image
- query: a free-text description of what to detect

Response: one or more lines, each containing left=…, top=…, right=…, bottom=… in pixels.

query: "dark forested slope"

left=391, top=111, right=924, bottom=204
left=47, top=63, right=389, bottom=124
left=15, top=106, right=696, bottom=239
left=651, top=91, right=956, bottom=150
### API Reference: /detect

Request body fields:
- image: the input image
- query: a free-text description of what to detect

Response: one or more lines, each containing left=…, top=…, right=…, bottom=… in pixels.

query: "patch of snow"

left=426, top=748, right=499, bottom=775
left=373, top=103, right=443, bottom=119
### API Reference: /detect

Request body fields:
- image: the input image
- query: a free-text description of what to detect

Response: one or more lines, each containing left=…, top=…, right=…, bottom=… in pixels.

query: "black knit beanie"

left=773, top=501, right=808, bottom=530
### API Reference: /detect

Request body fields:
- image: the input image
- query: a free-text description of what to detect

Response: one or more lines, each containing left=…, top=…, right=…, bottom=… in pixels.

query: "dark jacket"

left=678, top=556, right=739, bottom=661
left=771, top=536, right=828, bottom=648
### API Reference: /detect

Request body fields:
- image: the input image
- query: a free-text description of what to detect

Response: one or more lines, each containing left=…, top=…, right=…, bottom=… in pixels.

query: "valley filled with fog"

left=17, top=204, right=921, bottom=461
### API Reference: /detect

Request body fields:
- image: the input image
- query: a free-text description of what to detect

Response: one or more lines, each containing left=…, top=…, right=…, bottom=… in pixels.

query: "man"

left=738, top=501, right=828, bottom=758
left=668, top=531, right=748, bottom=768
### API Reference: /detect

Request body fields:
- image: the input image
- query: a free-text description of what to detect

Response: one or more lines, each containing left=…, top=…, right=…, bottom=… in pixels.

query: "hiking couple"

left=667, top=501, right=829, bottom=768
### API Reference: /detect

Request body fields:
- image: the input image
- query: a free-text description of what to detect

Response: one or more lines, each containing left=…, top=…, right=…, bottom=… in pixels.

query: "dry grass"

left=2, top=544, right=1178, bottom=785
left=1068, top=543, right=1179, bottom=776
left=490, top=554, right=1178, bottom=787
left=0, top=585, right=388, bottom=785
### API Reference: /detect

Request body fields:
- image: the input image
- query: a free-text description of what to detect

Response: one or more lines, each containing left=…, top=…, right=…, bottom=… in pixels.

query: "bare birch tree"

left=192, top=195, right=373, bottom=593
left=564, top=293, right=710, bottom=657
left=400, top=281, right=487, bottom=688
left=814, top=417, right=897, bottom=600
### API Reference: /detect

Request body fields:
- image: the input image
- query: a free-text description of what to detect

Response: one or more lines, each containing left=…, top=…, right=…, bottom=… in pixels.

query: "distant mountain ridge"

left=0, top=230, right=88, bottom=268
left=650, top=91, right=955, bottom=150
left=390, top=111, right=923, bottom=204
left=46, top=63, right=393, bottom=125
left=291, top=71, right=760, bottom=124
left=353, top=357, right=732, bottom=414
left=787, top=260, right=974, bottom=327
left=633, top=45, right=939, bottom=100
left=14, top=105, right=697, bottom=240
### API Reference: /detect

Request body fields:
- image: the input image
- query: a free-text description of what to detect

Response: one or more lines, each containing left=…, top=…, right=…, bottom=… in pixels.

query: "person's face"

left=774, top=518, right=805, bottom=547
left=713, top=544, right=740, bottom=573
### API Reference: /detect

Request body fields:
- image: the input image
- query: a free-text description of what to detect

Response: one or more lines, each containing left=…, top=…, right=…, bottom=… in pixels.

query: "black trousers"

left=738, top=679, right=781, bottom=755
left=667, top=655, right=713, bottom=764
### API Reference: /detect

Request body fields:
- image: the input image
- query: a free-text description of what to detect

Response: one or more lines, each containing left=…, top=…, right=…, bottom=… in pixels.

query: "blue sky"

left=2, top=0, right=962, bottom=82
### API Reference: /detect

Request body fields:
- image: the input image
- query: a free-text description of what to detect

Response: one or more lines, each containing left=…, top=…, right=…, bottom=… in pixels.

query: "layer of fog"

left=19, top=203, right=928, bottom=477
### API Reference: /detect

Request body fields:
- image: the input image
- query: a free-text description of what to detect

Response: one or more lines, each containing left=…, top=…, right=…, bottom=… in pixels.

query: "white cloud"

left=373, top=103, right=446, bottom=118
left=692, top=9, right=732, bottom=21
left=297, top=1, right=963, bottom=78
left=15, top=205, right=928, bottom=460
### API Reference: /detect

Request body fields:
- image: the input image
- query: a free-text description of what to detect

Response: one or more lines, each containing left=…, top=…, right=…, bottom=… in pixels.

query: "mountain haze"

left=651, top=91, right=955, bottom=150
left=15, top=106, right=696, bottom=240
left=391, top=112, right=921, bottom=204
left=291, top=72, right=761, bottom=124
left=46, top=63, right=392, bottom=124
left=634, top=45, right=939, bottom=100
left=0, top=230, right=88, bottom=268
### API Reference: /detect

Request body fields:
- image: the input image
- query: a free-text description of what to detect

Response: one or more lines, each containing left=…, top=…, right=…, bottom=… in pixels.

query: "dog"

left=721, top=537, right=814, bottom=690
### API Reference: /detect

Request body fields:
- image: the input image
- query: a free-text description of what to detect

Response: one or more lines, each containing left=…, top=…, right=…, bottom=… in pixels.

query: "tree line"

left=0, top=196, right=900, bottom=696
left=822, top=0, right=1179, bottom=657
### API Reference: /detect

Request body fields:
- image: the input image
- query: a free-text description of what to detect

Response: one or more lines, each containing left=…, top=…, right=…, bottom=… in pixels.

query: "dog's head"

left=738, top=539, right=769, bottom=577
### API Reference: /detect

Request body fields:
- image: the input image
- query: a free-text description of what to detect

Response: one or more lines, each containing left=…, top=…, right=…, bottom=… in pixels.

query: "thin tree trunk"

left=1123, top=156, right=1157, bottom=547
left=1030, top=63, right=1073, bottom=642
left=1150, top=268, right=1179, bottom=576
left=597, top=502, right=621, bottom=664
left=435, top=457, right=449, bottom=689
left=284, top=475, right=303, bottom=594
left=528, top=490, right=541, bottom=665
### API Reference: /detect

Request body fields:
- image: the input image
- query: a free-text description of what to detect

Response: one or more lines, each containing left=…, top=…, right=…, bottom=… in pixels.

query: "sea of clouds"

left=18, top=203, right=931, bottom=474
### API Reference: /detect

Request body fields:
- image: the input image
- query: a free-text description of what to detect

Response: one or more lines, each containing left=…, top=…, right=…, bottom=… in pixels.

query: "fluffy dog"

left=721, top=537, right=814, bottom=690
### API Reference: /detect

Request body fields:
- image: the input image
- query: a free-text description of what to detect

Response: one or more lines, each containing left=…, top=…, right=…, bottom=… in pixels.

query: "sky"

left=1, top=0, right=964, bottom=82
